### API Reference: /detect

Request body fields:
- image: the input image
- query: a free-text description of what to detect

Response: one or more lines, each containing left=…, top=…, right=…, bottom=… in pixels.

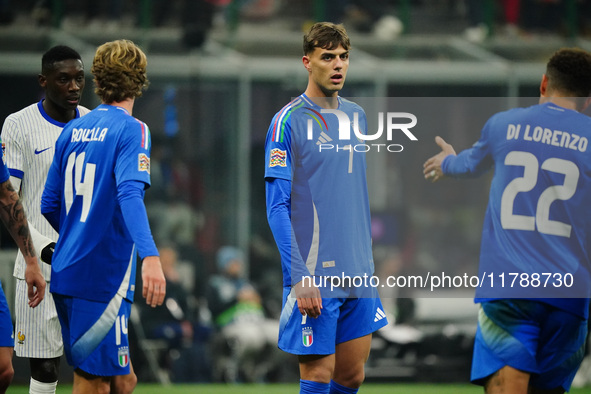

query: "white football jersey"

left=2, top=100, right=90, bottom=280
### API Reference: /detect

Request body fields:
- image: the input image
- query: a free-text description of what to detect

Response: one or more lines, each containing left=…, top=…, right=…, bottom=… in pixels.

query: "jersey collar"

left=97, top=103, right=130, bottom=116
left=37, top=100, right=82, bottom=127
left=300, top=93, right=342, bottom=110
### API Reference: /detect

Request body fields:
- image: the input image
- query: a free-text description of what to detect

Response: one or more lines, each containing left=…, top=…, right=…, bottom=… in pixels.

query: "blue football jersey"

left=0, top=138, right=10, bottom=184
left=265, top=94, right=374, bottom=291
left=442, top=102, right=591, bottom=317
left=42, top=104, right=152, bottom=303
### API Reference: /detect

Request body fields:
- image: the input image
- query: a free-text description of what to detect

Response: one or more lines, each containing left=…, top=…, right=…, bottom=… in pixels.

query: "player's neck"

left=540, top=94, right=579, bottom=111
left=42, top=100, right=76, bottom=124
left=303, top=88, right=339, bottom=109
left=304, top=79, right=341, bottom=109
left=105, top=98, right=135, bottom=115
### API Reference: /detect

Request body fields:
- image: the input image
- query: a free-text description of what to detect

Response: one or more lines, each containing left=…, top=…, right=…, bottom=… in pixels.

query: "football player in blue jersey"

left=0, top=140, right=46, bottom=393
left=41, top=39, right=166, bottom=394
left=265, top=22, right=388, bottom=394
left=423, top=48, right=591, bottom=394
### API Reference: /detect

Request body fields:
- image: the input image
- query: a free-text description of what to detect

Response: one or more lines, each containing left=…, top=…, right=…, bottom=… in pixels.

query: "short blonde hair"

left=91, top=39, right=149, bottom=103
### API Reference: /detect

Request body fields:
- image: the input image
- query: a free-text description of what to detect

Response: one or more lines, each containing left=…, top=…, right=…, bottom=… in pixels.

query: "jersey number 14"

left=64, top=152, right=96, bottom=223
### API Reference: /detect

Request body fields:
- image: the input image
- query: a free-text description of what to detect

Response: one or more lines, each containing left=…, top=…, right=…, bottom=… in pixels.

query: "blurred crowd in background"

left=1, top=1, right=591, bottom=44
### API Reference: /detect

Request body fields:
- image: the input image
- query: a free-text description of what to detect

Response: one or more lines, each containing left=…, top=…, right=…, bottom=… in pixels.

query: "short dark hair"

left=303, top=22, right=350, bottom=55
left=546, top=48, right=591, bottom=98
left=41, top=45, right=82, bottom=73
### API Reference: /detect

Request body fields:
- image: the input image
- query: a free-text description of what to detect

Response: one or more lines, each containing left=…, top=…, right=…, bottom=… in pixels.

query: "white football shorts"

left=14, top=278, right=63, bottom=358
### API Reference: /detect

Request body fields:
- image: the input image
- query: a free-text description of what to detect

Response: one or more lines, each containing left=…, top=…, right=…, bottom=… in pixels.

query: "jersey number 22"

left=500, top=151, right=578, bottom=237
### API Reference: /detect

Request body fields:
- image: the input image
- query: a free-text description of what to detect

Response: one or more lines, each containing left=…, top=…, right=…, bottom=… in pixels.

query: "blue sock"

left=300, top=379, right=330, bottom=394
left=329, top=380, right=359, bottom=394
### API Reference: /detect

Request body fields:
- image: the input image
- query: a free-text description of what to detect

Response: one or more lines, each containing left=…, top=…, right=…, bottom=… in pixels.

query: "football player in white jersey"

left=1, top=45, right=89, bottom=394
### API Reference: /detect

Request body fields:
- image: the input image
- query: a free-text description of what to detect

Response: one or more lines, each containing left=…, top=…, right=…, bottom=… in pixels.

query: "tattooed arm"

left=0, top=180, right=45, bottom=307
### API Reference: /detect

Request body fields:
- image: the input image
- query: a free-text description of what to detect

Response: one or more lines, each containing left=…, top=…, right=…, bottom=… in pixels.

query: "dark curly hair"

left=91, top=39, right=149, bottom=104
left=546, top=48, right=591, bottom=99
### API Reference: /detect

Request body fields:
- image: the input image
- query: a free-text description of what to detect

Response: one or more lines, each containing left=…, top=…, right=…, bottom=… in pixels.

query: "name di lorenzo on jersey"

left=506, top=123, right=588, bottom=152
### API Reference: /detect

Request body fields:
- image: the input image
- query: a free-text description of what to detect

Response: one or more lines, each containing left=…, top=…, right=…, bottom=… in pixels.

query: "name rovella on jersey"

left=71, top=127, right=108, bottom=143
left=506, top=123, right=588, bottom=152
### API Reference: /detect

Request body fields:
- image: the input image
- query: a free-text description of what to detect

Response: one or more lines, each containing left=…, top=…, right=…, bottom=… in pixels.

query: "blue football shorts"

left=471, top=299, right=587, bottom=391
left=278, top=286, right=388, bottom=355
left=53, top=293, right=131, bottom=376
left=0, top=284, right=13, bottom=347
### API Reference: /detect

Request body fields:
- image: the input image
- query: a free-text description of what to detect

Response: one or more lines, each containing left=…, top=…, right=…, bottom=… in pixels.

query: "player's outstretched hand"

left=24, top=256, right=46, bottom=308
left=423, top=136, right=456, bottom=183
left=142, top=256, right=166, bottom=308
left=294, top=278, right=322, bottom=318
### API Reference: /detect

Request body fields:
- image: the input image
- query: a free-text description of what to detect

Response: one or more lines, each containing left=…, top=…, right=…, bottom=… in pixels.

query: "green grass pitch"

left=6, top=383, right=591, bottom=393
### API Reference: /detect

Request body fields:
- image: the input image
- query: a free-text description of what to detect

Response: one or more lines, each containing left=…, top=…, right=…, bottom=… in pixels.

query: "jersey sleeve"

left=264, top=108, right=294, bottom=181
left=265, top=177, right=310, bottom=282
left=0, top=140, right=10, bottom=184
left=442, top=117, right=494, bottom=178
left=40, top=136, right=65, bottom=232
left=1, top=116, right=25, bottom=179
left=28, top=222, right=54, bottom=261
left=118, top=180, right=158, bottom=259
left=115, top=119, right=152, bottom=188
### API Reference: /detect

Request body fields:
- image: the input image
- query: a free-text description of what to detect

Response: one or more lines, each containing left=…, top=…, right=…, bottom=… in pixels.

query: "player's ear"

left=302, top=56, right=311, bottom=72
left=38, top=74, right=47, bottom=88
left=540, top=74, right=548, bottom=97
